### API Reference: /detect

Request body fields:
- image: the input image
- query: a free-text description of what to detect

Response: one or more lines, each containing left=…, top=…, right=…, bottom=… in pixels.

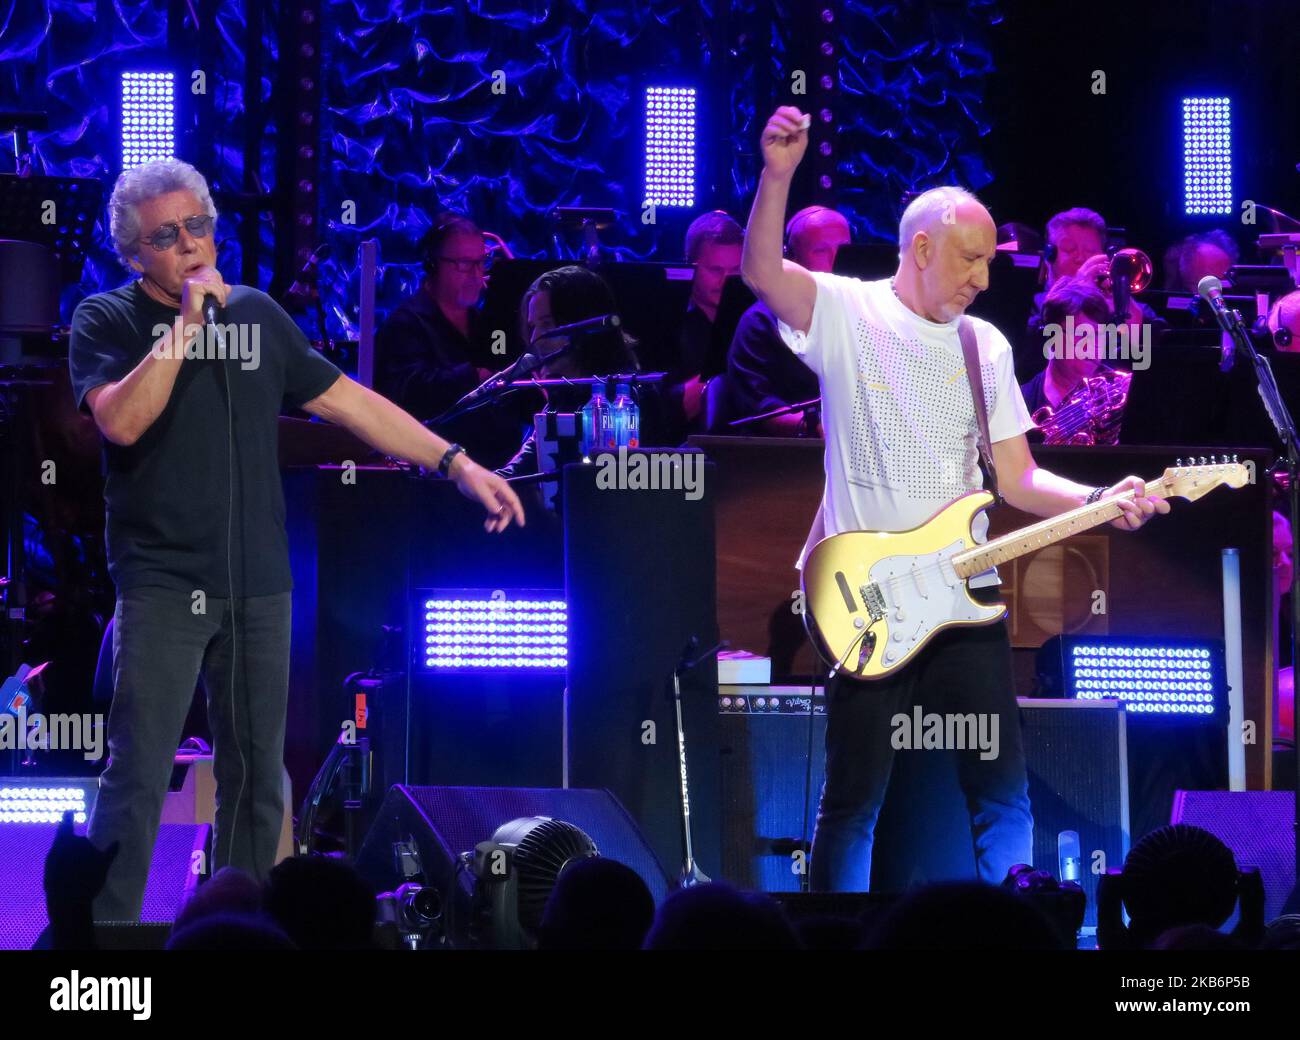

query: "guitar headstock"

left=1160, top=455, right=1250, bottom=502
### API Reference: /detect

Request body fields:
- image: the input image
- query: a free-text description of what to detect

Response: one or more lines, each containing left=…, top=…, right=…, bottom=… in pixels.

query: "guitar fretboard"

left=951, top=479, right=1173, bottom=578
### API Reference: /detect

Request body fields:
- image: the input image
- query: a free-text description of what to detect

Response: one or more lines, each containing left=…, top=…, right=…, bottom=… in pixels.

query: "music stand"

left=1118, top=344, right=1231, bottom=446
left=832, top=242, right=897, bottom=281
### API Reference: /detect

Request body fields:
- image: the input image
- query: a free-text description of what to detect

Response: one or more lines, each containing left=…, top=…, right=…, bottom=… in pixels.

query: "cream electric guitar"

left=802, top=458, right=1249, bottom=681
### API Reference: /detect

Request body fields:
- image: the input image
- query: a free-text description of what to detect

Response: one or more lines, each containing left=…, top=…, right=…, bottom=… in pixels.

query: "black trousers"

left=87, top=586, right=292, bottom=921
left=809, top=606, right=1033, bottom=892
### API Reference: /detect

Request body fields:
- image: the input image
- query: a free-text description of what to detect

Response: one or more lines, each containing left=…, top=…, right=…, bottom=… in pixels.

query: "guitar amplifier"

left=718, top=686, right=827, bottom=892
left=1021, top=699, right=1130, bottom=929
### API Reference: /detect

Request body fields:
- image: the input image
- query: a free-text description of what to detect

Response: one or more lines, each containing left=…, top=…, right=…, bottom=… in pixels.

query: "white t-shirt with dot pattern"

left=776, top=273, right=1035, bottom=581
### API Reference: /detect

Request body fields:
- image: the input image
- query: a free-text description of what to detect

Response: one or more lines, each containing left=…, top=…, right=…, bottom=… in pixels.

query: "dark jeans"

left=87, top=586, right=292, bottom=921
left=809, top=610, right=1033, bottom=892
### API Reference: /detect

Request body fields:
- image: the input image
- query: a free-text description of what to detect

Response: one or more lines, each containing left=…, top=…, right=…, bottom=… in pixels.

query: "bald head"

left=898, top=187, right=993, bottom=252
left=895, top=186, right=997, bottom=323
left=787, top=206, right=851, bottom=272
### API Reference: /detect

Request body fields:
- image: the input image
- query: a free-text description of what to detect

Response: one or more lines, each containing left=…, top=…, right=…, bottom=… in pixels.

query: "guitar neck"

left=951, top=477, right=1172, bottom=579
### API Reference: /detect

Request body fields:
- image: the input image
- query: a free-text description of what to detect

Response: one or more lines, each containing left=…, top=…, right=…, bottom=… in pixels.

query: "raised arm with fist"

left=759, top=106, right=811, bottom=179
left=742, top=107, right=818, bottom=333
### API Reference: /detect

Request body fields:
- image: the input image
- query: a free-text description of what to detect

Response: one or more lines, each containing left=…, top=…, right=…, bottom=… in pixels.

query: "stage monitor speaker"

left=1170, top=790, right=1297, bottom=923
left=0, top=822, right=208, bottom=949
left=354, top=785, right=672, bottom=944
left=718, top=688, right=826, bottom=891
left=871, top=699, right=1129, bottom=931
left=563, top=456, right=722, bottom=882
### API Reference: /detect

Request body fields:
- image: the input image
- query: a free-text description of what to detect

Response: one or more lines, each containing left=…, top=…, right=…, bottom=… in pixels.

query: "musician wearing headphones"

left=373, top=213, right=520, bottom=466
left=717, top=206, right=850, bottom=435
left=1029, top=207, right=1159, bottom=334
left=743, top=107, right=1168, bottom=893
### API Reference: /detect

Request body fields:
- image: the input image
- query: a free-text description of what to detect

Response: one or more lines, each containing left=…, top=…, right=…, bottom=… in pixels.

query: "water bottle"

left=580, top=380, right=612, bottom=455
left=610, top=382, right=640, bottom=448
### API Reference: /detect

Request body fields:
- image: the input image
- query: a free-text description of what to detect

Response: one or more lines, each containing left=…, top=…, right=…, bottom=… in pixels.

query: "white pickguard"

left=864, top=540, right=1004, bottom=670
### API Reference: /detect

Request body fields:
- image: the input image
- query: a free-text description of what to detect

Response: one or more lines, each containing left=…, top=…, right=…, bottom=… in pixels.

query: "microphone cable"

left=213, top=311, right=247, bottom=876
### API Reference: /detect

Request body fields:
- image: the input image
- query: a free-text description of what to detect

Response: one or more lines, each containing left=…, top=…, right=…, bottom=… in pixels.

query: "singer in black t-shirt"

left=67, top=159, right=524, bottom=923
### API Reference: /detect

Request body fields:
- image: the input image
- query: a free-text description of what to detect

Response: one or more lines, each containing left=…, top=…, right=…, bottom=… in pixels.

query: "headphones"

left=784, top=206, right=834, bottom=257
left=420, top=214, right=476, bottom=275
left=1257, top=296, right=1296, bottom=348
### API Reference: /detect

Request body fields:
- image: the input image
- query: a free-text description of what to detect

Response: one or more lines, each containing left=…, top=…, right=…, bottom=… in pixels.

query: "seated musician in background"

left=664, top=210, right=745, bottom=442
left=1020, top=280, right=1131, bottom=445
left=497, top=265, right=652, bottom=478
left=373, top=213, right=519, bottom=466
left=1028, top=207, right=1155, bottom=333
left=719, top=205, right=851, bottom=435
left=1169, top=229, right=1237, bottom=293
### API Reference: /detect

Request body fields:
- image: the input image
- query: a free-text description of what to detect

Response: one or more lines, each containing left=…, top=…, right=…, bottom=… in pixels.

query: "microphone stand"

left=727, top=396, right=822, bottom=432
left=671, top=637, right=727, bottom=888
left=429, top=354, right=542, bottom=427
left=1218, top=302, right=1300, bottom=873
left=428, top=317, right=627, bottom=428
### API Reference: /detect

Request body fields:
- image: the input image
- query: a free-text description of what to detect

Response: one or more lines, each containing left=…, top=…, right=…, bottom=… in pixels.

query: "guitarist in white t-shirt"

left=740, top=106, right=1169, bottom=892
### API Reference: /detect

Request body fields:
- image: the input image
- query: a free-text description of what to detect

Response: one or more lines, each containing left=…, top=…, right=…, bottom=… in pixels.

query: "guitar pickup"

left=858, top=583, right=886, bottom=622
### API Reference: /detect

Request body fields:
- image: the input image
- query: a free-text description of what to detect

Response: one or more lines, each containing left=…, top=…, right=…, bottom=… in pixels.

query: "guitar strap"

left=958, top=316, right=1002, bottom=505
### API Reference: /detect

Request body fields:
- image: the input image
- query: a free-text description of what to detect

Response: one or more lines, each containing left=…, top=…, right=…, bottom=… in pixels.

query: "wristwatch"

left=437, top=443, right=467, bottom=478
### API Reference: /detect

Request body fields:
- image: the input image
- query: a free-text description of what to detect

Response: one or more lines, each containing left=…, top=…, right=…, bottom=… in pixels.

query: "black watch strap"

left=437, top=443, right=466, bottom=478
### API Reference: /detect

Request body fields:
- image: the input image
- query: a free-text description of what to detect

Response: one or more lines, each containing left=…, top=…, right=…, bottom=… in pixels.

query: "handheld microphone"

left=203, top=293, right=221, bottom=327
left=1198, top=275, right=1239, bottom=372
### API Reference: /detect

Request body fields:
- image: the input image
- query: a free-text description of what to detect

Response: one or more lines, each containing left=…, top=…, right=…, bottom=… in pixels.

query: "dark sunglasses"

left=139, top=214, right=215, bottom=251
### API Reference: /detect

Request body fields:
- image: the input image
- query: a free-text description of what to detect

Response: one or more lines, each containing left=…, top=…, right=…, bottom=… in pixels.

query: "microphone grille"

left=1197, top=274, right=1222, bottom=299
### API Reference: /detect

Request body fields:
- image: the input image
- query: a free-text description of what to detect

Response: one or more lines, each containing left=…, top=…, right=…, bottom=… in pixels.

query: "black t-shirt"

left=68, top=280, right=342, bottom=597
left=373, top=290, right=482, bottom=420
left=724, top=301, right=820, bottom=426
left=373, top=291, right=527, bottom=468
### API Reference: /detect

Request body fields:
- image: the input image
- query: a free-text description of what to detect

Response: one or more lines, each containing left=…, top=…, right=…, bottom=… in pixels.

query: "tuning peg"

left=1199, top=456, right=1207, bottom=466
left=1176, top=457, right=1184, bottom=467
left=1232, top=454, right=1239, bottom=463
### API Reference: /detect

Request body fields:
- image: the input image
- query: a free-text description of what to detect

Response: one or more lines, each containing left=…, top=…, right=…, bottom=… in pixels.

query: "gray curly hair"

left=108, top=159, right=218, bottom=268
